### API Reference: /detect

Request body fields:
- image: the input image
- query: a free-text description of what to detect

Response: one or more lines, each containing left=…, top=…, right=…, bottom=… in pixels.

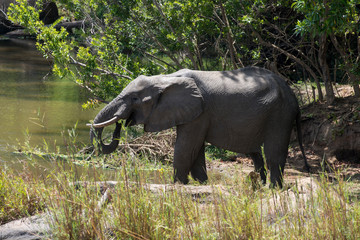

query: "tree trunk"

left=353, top=84, right=360, bottom=97
left=318, top=33, right=335, bottom=104
left=349, top=73, right=360, bottom=97
left=330, top=34, right=360, bottom=98
left=218, top=0, right=243, bottom=69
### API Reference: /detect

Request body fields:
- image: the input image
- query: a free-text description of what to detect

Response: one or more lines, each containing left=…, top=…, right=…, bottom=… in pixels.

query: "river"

left=0, top=39, right=101, bottom=174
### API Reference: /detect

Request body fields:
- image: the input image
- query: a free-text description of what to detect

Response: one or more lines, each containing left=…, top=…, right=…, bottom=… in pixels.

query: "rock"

left=0, top=214, right=50, bottom=240
left=39, top=2, right=59, bottom=25
left=0, top=1, right=59, bottom=36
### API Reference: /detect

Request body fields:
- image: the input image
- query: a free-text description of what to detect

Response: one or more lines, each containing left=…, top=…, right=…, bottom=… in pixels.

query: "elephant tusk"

left=87, top=116, right=120, bottom=128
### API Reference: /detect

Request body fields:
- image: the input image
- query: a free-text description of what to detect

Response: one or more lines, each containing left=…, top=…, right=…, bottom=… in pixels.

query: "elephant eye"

left=132, top=97, right=140, bottom=103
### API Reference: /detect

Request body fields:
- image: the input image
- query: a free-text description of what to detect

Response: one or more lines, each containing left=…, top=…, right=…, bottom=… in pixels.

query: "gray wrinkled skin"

left=91, top=67, right=309, bottom=188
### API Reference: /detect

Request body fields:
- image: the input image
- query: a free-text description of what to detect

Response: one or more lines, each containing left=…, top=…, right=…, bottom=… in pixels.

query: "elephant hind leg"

left=264, top=125, right=292, bottom=188
left=249, top=151, right=267, bottom=184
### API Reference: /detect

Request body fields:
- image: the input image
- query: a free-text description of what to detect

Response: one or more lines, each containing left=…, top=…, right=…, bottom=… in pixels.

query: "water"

left=0, top=39, right=100, bottom=174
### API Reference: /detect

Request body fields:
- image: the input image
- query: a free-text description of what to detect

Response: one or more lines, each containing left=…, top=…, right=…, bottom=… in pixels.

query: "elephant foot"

left=191, top=167, right=208, bottom=184
left=260, top=172, right=267, bottom=185
left=269, top=177, right=283, bottom=189
left=174, top=177, right=189, bottom=185
left=174, top=169, right=189, bottom=184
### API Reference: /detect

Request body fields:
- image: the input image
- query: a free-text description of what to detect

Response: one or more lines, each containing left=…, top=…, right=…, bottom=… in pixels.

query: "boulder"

left=0, top=214, right=50, bottom=240
left=39, top=2, right=59, bottom=25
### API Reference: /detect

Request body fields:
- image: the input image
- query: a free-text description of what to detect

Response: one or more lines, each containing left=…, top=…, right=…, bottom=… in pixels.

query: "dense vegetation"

left=6, top=0, right=360, bottom=105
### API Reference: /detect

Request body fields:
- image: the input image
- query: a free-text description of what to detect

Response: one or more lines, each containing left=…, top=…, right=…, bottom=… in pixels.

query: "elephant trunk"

left=90, top=99, right=130, bottom=154
left=90, top=122, right=122, bottom=154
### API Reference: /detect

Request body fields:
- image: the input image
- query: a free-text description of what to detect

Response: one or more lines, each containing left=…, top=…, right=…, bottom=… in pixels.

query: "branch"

left=54, top=20, right=88, bottom=31
left=143, top=51, right=177, bottom=70
left=250, top=26, right=324, bottom=100
left=218, top=1, right=243, bottom=68
left=263, top=22, right=321, bottom=76
left=69, top=56, right=132, bottom=80
left=130, top=12, right=183, bottom=69
left=330, top=34, right=353, bottom=72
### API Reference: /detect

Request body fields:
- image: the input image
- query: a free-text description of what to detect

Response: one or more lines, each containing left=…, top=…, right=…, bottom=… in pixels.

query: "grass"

left=2, top=127, right=360, bottom=239
left=1, top=152, right=360, bottom=239
left=0, top=166, right=46, bottom=225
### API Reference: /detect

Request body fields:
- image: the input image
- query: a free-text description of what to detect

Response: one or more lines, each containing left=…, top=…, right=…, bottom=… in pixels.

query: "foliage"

left=7, top=0, right=359, bottom=103
left=9, top=0, right=141, bottom=101
left=293, top=0, right=360, bottom=98
left=293, top=0, right=359, bottom=36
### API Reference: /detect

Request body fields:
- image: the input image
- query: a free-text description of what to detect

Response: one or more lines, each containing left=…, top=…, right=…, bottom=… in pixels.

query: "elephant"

left=89, top=67, right=310, bottom=188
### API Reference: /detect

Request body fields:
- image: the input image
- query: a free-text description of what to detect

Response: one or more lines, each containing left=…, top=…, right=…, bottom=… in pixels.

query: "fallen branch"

left=72, top=181, right=229, bottom=197
left=54, top=20, right=87, bottom=31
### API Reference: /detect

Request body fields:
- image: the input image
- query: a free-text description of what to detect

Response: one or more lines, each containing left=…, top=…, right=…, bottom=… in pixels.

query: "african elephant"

left=89, top=67, right=309, bottom=187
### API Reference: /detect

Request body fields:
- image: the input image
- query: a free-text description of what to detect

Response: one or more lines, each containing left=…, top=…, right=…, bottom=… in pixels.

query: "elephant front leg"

left=173, top=124, right=208, bottom=184
left=173, top=142, right=207, bottom=184
left=173, top=156, right=191, bottom=184
left=190, top=144, right=208, bottom=184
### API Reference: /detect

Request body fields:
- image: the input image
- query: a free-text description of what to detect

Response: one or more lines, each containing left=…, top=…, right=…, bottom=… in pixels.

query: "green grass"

left=2, top=154, right=360, bottom=239
left=0, top=166, right=46, bottom=225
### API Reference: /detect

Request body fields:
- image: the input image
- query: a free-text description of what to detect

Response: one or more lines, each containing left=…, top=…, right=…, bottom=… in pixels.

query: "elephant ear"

left=144, top=77, right=204, bottom=132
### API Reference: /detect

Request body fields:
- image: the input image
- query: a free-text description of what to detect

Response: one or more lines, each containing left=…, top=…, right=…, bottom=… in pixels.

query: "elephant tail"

left=296, top=111, right=311, bottom=173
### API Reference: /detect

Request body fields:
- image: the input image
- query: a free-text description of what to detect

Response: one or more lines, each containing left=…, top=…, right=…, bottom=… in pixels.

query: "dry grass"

left=4, top=157, right=354, bottom=240
left=1, top=151, right=360, bottom=239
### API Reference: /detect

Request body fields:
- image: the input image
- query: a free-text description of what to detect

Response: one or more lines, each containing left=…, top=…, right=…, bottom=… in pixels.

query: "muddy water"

left=0, top=39, right=103, bottom=176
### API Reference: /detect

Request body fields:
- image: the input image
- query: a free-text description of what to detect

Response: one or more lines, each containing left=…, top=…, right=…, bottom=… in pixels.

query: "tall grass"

left=32, top=162, right=359, bottom=240
left=3, top=128, right=360, bottom=239
left=0, top=166, right=46, bottom=225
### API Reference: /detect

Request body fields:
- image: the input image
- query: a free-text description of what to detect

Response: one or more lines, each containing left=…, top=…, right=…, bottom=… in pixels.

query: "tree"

left=294, top=0, right=360, bottom=101
left=237, top=0, right=325, bottom=101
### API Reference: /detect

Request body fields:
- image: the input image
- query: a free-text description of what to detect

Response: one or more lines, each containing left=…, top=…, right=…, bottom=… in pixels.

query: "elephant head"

left=90, top=75, right=204, bottom=154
